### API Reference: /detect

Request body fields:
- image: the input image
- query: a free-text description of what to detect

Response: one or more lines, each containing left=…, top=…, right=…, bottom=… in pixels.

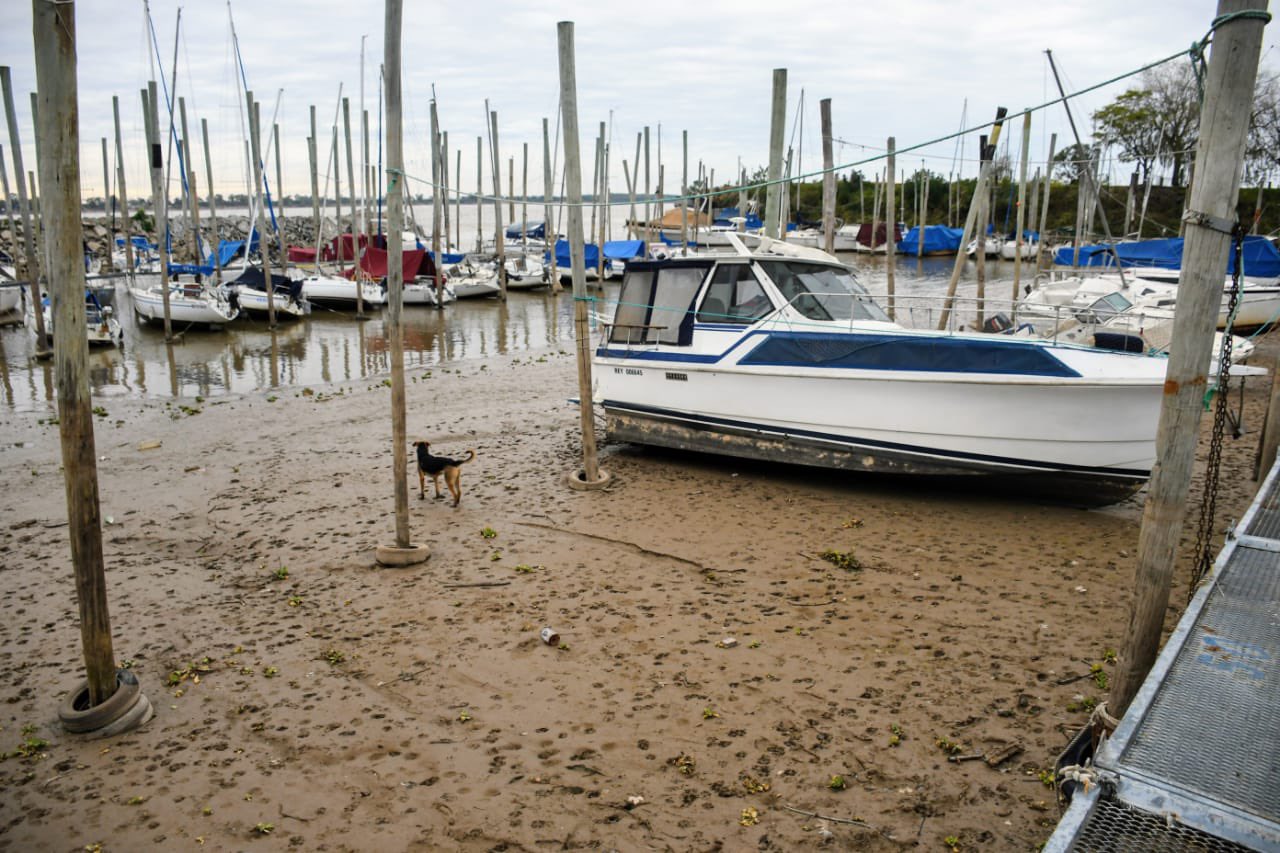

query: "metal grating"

left=1244, top=471, right=1280, bottom=538
left=1118, top=544, right=1280, bottom=821
left=1068, top=796, right=1255, bottom=853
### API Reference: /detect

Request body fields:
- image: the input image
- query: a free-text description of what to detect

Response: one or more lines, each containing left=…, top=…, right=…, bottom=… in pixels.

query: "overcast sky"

left=0, top=1, right=1273, bottom=204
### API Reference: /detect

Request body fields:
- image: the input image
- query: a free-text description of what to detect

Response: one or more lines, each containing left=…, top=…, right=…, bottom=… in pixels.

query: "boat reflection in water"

left=0, top=280, right=579, bottom=411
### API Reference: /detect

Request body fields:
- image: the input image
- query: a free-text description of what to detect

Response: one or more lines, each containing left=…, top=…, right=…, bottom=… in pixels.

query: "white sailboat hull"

left=301, top=275, right=386, bottom=307
left=130, top=285, right=238, bottom=325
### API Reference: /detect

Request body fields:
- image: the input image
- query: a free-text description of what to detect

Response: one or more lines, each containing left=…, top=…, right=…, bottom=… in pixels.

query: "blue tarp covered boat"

left=897, top=225, right=965, bottom=255
left=1054, top=236, right=1280, bottom=278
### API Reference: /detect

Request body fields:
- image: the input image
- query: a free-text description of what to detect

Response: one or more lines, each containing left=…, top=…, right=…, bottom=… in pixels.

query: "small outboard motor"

left=982, top=313, right=1013, bottom=334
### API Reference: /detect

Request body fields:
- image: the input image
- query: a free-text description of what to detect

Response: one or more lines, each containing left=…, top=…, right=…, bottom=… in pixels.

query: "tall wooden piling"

left=475, top=135, right=483, bottom=252
left=681, top=129, right=689, bottom=251
left=246, top=95, right=276, bottom=326
left=2, top=66, right=47, bottom=346
left=489, top=109, right=507, bottom=300
left=442, top=130, right=452, bottom=256
left=937, top=107, right=1006, bottom=331
left=99, top=138, right=112, bottom=273
left=33, top=0, right=118, bottom=706
left=557, top=20, right=603, bottom=487
left=342, top=98, right=362, bottom=314
left=373, top=0, right=427, bottom=567
left=309, top=105, right=321, bottom=245
left=819, top=99, right=835, bottom=255
left=0, top=146, right=18, bottom=265
left=429, top=98, right=444, bottom=308
left=885, top=138, right=896, bottom=320
left=521, top=141, right=529, bottom=252
left=1110, top=0, right=1268, bottom=715
left=143, top=84, right=174, bottom=339
left=764, top=69, right=787, bottom=239
left=1012, top=111, right=1032, bottom=300
left=543, top=117, right=559, bottom=293
left=1035, top=134, right=1057, bottom=272
left=113, top=96, right=135, bottom=279
left=178, top=98, right=198, bottom=261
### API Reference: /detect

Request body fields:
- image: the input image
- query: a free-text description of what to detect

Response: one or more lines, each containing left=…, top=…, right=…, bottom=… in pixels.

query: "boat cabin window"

left=609, top=261, right=712, bottom=346
left=1079, top=291, right=1132, bottom=324
left=758, top=261, right=889, bottom=323
left=697, top=264, right=773, bottom=324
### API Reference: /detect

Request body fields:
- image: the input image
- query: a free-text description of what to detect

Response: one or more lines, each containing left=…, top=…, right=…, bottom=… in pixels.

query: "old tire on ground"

left=564, top=467, right=612, bottom=491
left=58, top=669, right=141, bottom=734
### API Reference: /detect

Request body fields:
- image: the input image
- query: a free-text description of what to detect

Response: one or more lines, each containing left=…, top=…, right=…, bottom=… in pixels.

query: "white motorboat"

left=301, top=272, right=386, bottom=308
left=1018, top=271, right=1280, bottom=331
left=226, top=267, right=310, bottom=319
left=504, top=253, right=548, bottom=290
left=999, top=238, right=1039, bottom=260
left=448, top=260, right=501, bottom=299
left=593, top=234, right=1184, bottom=505
left=130, top=279, right=238, bottom=326
left=29, top=290, right=123, bottom=347
left=404, top=279, right=456, bottom=306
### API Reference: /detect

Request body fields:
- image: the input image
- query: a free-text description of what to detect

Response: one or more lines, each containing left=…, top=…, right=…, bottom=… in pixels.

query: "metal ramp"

left=1045, top=462, right=1280, bottom=853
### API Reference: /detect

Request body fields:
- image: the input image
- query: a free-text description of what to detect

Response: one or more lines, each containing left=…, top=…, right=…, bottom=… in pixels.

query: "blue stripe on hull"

left=599, top=330, right=1082, bottom=377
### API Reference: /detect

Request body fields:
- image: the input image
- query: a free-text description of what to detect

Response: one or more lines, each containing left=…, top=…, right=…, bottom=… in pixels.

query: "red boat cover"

left=855, top=222, right=904, bottom=249
left=287, top=245, right=317, bottom=263
left=344, top=247, right=439, bottom=281
left=321, top=233, right=370, bottom=261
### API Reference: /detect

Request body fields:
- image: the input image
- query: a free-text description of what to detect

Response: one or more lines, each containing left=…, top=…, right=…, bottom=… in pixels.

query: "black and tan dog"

left=413, top=441, right=476, bottom=506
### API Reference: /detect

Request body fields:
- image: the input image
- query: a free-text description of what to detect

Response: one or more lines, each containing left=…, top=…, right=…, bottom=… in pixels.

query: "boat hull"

left=129, top=286, right=238, bottom=325
left=604, top=404, right=1147, bottom=505
left=595, top=343, right=1164, bottom=504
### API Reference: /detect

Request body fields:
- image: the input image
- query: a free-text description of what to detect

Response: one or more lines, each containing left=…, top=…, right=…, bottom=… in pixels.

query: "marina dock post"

left=886, top=137, right=896, bottom=320
left=2, top=66, right=49, bottom=350
left=375, top=0, right=428, bottom=568
left=557, top=20, right=607, bottom=490
left=1111, top=0, right=1269, bottom=714
left=1035, top=133, right=1056, bottom=272
left=820, top=99, right=835, bottom=255
left=764, top=69, right=786, bottom=239
left=1012, top=110, right=1032, bottom=299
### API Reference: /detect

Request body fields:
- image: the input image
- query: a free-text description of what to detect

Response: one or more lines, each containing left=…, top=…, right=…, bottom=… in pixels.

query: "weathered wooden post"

left=442, top=130, right=452, bottom=256
left=937, top=108, right=1006, bottom=330
left=246, top=93, right=276, bottom=327
left=824, top=98, right=834, bottom=253
left=332, top=125, right=344, bottom=275
left=342, top=97, right=362, bottom=314
left=178, top=98, right=198, bottom=262
left=429, top=98, right=445, bottom=309
left=2, top=66, right=48, bottom=349
left=0, top=145, right=18, bottom=266
left=558, top=20, right=608, bottom=490
left=1110, top=0, right=1268, bottom=715
left=309, top=105, right=321, bottom=247
left=1035, top=133, right=1057, bottom=272
left=489, top=108, right=508, bottom=300
left=35, top=0, right=151, bottom=732
left=475, top=135, right=483, bottom=253
left=142, top=83, right=174, bottom=339
left=113, top=97, right=135, bottom=280
left=681, top=129, right=689, bottom=251
left=764, top=69, right=786, bottom=239
left=885, top=137, right=896, bottom=320
left=1012, top=111, right=1032, bottom=301
left=543, top=117, right=560, bottom=293
left=374, top=0, right=428, bottom=567
left=98, top=138, right=112, bottom=274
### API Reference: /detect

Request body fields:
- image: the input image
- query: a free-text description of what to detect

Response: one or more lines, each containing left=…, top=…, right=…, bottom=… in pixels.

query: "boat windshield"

left=758, top=261, right=890, bottom=323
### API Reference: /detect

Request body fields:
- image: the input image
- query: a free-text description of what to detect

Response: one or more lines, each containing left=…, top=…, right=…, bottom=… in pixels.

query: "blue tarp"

left=1054, top=236, right=1280, bottom=278
left=715, top=208, right=764, bottom=230
left=897, top=225, right=964, bottom=255
left=207, top=239, right=250, bottom=268
left=549, top=239, right=599, bottom=268
left=603, top=240, right=645, bottom=260
left=505, top=221, right=546, bottom=240
left=115, top=235, right=156, bottom=250
left=428, top=251, right=467, bottom=265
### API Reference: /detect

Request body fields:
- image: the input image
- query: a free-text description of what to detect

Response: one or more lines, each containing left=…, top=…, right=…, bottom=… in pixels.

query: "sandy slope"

left=0, top=335, right=1271, bottom=852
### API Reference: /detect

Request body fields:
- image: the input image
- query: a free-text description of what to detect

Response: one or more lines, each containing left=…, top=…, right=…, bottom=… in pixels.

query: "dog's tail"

left=459, top=450, right=476, bottom=465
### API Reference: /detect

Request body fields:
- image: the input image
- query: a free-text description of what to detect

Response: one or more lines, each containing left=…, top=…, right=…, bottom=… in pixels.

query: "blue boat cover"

left=549, top=239, right=600, bottom=268
left=1054, top=236, right=1280, bottom=278
left=897, top=225, right=964, bottom=255
left=505, top=221, right=546, bottom=240
left=115, top=235, right=156, bottom=250
left=207, top=239, right=252, bottom=268
left=168, top=263, right=214, bottom=277
left=713, top=209, right=764, bottom=230
left=428, top=251, right=467, bottom=265
left=603, top=240, right=645, bottom=260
